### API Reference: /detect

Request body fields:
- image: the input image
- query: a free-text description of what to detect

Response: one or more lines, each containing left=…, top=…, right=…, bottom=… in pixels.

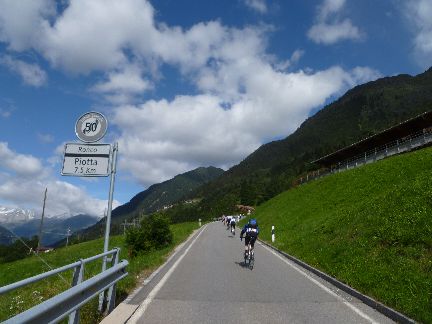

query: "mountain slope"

left=111, top=166, right=224, bottom=221
left=0, top=207, right=35, bottom=225
left=7, top=214, right=99, bottom=246
left=0, top=225, right=14, bottom=245
left=70, top=166, right=224, bottom=243
left=192, top=67, right=432, bottom=216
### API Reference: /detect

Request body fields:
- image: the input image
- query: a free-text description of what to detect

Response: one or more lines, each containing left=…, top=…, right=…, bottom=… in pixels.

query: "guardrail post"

left=271, top=226, right=275, bottom=243
left=105, top=249, right=120, bottom=314
left=69, top=259, right=85, bottom=324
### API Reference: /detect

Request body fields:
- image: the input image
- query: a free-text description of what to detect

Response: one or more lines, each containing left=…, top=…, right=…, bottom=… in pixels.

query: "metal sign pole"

left=98, top=142, right=118, bottom=311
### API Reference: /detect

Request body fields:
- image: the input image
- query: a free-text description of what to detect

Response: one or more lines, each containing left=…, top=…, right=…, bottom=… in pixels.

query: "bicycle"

left=244, top=243, right=254, bottom=270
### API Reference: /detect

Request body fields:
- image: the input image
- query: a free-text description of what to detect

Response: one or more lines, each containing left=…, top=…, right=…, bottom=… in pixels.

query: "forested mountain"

left=8, top=214, right=99, bottom=246
left=110, top=166, right=224, bottom=222
left=0, top=225, right=13, bottom=245
left=188, top=67, right=432, bottom=217
left=66, top=166, right=224, bottom=243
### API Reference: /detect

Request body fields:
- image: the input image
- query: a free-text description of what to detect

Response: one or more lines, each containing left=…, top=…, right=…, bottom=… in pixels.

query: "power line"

left=0, top=224, right=69, bottom=285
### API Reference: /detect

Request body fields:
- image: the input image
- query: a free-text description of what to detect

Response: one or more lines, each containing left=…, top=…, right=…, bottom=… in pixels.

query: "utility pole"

left=122, top=220, right=127, bottom=235
left=37, top=188, right=48, bottom=253
left=66, top=227, right=71, bottom=246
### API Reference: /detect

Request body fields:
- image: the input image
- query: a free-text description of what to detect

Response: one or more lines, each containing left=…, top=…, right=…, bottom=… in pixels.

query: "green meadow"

left=0, top=221, right=199, bottom=323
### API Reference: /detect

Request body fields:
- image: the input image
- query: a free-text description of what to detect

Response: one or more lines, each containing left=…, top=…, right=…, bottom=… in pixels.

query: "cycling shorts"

left=245, top=232, right=257, bottom=247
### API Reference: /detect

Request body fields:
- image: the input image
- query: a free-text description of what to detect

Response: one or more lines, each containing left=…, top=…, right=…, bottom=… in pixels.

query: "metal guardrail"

left=0, top=248, right=128, bottom=324
left=299, top=128, right=432, bottom=184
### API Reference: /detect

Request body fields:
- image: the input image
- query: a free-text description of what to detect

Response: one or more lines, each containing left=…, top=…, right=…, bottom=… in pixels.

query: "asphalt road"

left=115, top=222, right=395, bottom=324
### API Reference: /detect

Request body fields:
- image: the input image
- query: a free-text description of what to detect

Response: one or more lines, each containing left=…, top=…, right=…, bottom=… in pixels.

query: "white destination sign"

left=61, top=143, right=111, bottom=177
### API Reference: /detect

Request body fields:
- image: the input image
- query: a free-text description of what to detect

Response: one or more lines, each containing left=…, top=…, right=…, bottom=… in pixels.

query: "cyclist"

left=240, top=218, right=259, bottom=259
left=230, top=216, right=236, bottom=235
left=226, top=215, right=232, bottom=230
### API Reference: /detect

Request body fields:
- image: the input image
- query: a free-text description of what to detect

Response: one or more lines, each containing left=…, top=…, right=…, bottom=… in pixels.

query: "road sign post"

left=61, top=111, right=118, bottom=313
left=99, top=142, right=118, bottom=312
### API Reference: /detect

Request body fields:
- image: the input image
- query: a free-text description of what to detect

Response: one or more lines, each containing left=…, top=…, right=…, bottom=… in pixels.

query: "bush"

left=125, top=214, right=173, bottom=257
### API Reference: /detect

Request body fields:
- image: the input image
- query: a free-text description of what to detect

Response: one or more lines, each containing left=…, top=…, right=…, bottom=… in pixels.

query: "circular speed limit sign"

left=75, top=111, right=108, bottom=143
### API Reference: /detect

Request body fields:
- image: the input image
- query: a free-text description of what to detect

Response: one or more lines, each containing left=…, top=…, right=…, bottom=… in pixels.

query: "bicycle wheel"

left=249, top=253, right=254, bottom=269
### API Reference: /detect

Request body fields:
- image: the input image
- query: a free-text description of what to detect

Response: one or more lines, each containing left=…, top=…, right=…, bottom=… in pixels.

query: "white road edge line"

left=127, top=224, right=207, bottom=323
left=260, top=243, right=380, bottom=324
left=124, top=229, right=194, bottom=303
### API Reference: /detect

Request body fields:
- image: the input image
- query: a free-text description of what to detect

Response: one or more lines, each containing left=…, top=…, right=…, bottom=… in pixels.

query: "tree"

left=125, top=214, right=173, bottom=257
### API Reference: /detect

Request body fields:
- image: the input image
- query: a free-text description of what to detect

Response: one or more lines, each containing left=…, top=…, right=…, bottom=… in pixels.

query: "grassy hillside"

left=252, top=146, right=432, bottom=323
left=0, top=222, right=199, bottom=323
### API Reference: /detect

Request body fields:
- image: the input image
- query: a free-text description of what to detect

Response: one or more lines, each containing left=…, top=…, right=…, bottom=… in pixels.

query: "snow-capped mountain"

left=0, top=206, right=36, bottom=224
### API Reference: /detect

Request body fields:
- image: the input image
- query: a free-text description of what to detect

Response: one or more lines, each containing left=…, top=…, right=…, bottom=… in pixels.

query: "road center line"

left=260, top=243, right=379, bottom=324
left=127, top=224, right=207, bottom=323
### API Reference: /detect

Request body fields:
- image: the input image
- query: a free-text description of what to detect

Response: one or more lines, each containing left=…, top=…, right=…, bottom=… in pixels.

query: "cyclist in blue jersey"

left=240, top=218, right=259, bottom=259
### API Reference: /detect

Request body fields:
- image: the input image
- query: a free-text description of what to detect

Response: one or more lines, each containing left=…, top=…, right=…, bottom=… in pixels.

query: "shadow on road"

left=235, top=261, right=253, bottom=270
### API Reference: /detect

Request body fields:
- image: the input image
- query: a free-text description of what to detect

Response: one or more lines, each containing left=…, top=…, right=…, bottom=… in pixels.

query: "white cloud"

left=40, top=0, right=156, bottom=73
left=37, top=133, right=54, bottom=143
left=0, top=0, right=55, bottom=51
left=404, top=0, right=432, bottom=67
left=273, top=49, right=304, bottom=71
left=0, top=98, right=15, bottom=118
left=0, top=55, right=47, bottom=86
left=113, top=66, right=381, bottom=187
left=243, top=0, right=268, bottom=14
left=91, top=64, right=152, bottom=103
left=0, top=142, right=118, bottom=217
left=318, top=0, right=346, bottom=20
left=0, top=142, right=44, bottom=177
left=308, top=0, right=363, bottom=45
left=0, top=0, right=381, bottom=190
left=308, top=19, right=362, bottom=45
left=0, top=109, right=11, bottom=118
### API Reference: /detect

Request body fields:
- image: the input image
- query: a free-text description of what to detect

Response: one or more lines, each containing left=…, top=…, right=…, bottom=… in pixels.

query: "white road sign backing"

left=61, top=143, right=111, bottom=177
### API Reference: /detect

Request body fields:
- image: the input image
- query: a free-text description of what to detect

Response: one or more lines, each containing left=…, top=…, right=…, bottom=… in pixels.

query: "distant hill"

left=6, top=214, right=99, bottom=247
left=111, top=166, right=224, bottom=221
left=187, top=67, right=432, bottom=217
left=69, top=166, right=224, bottom=243
left=0, top=225, right=14, bottom=245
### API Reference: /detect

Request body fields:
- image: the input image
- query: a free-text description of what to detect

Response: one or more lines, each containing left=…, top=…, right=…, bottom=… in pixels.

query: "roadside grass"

left=0, top=221, right=199, bottom=323
left=253, top=146, right=432, bottom=323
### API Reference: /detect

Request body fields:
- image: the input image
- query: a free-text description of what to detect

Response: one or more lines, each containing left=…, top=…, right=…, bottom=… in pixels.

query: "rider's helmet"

left=249, top=218, right=257, bottom=226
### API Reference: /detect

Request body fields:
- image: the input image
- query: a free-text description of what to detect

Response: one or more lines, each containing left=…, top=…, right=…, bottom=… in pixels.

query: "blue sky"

left=0, top=0, right=431, bottom=218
